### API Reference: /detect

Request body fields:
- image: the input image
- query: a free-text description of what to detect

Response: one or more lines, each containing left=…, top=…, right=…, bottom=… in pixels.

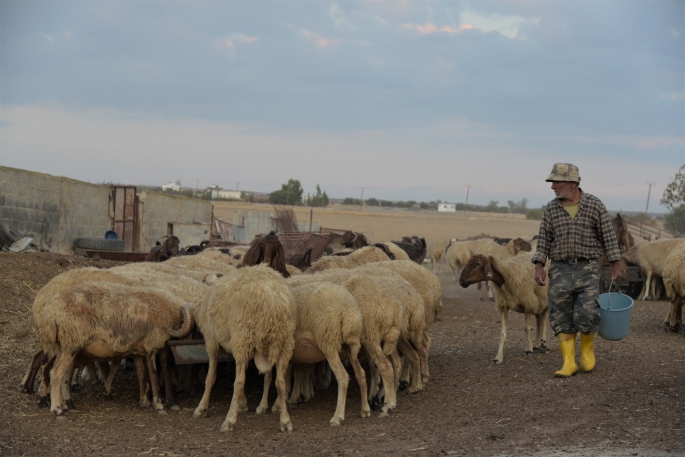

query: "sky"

left=1, top=0, right=684, bottom=213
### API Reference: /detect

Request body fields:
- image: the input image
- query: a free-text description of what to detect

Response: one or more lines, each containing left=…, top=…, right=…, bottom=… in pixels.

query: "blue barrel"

left=597, top=292, right=634, bottom=341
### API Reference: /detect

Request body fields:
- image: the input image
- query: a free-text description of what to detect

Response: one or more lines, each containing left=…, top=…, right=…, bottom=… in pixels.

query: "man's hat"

left=545, top=163, right=580, bottom=182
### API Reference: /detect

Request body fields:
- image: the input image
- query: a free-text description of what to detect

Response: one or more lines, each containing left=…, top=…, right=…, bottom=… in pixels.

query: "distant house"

left=438, top=203, right=456, bottom=212
left=212, top=190, right=241, bottom=200
left=162, top=182, right=181, bottom=192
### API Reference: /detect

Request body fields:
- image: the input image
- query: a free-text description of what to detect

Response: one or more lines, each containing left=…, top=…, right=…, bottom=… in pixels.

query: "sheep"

left=307, top=245, right=392, bottom=273
left=427, top=240, right=448, bottom=273
left=384, top=242, right=411, bottom=261
left=340, top=231, right=370, bottom=249
left=241, top=231, right=291, bottom=278
left=662, top=242, right=685, bottom=332
left=459, top=253, right=549, bottom=364
left=622, top=239, right=685, bottom=301
left=290, top=271, right=426, bottom=411
left=288, top=247, right=313, bottom=272
left=390, top=237, right=427, bottom=264
left=192, top=265, right=297, bottom=432
left=146, top=235, right=180, bottom=262
left=288, top=282, right=370, bottom=425
left=33, top=282, right=193, bottom=417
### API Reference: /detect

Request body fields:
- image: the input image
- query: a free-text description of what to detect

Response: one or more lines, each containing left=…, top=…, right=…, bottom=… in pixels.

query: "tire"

left=0, top=223, right=22, bottom=247
left=73, top=237, right=125, bottom=251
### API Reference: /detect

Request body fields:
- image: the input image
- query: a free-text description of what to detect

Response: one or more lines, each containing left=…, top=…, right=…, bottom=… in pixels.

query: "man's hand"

left=535, top=262, right=547, bottom=286
left=610, top=260, right=622, bottom=281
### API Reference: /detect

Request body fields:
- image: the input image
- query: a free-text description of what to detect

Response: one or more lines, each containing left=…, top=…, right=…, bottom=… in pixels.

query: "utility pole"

left=287, top=186, right=290, bottom=206
left=359, top=187, right=366, bottom=211
left=236, top=181, right=240, bottom=191
left=646, top=182, right=655, bottom=213
left=464, top=185, right=473, bottom=216
left=196, top=178, right=199, bottom=196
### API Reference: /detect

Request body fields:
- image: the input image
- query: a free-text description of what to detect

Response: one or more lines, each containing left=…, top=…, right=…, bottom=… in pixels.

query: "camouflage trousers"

left=548, top=259, right=601, bottom=335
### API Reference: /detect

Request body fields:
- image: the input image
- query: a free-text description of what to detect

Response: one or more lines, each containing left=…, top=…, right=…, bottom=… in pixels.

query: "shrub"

left=664, top=205, right=685, bottom=235
left=526, top=209, right=543, bottom=220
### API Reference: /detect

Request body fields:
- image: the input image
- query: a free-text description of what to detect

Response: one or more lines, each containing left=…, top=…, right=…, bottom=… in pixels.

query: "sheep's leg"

left=666, top=294, right=684, bottom=332
left=80, top=361, right=98, bottom=384
left=62, top=359, right=77, bottom=410
left=49, top=351, right=76, bottom=417
left=343, top=345, right=370, bottom=418
left=318, top=361, right=332, bottom=390
left=396, top=337, right=422, bottom=393
left=477, top=282, right=484, bottom=301
left=103, top=359, right=120, bottom=401
left=524, top=313, right=534, bottom=356
left=326, top=352, right=350, bottom=426
left=534, top=314, right=548, bottom=351
left=640, top=271, right=653, bottom=301
left=275, top=356, right=293, bottom=433
left=37, top=355, right=55, bottom=409
left=388, top=349, right=402, bottom=395
left=20, top=350, right=44, bottom=395
left=367, top=357, right=380, bottom=408
left=68, top=364, right=79, bottom=390
left=158, top=347, right=178, bottom=411
left=302, top=364, right=315, bottom=402
left=398, top=355, right=411, bottom=391
left=96, top=361, right=110, bottom=384
left=494, top=309, right=508, bottom=364
left=145, top=351, right=164, bottom=411
left=193, top=341, right=220, bottom=418
left=288, top=364, right=304, bottom=405
left=487, top=281, right=495, bottom=302
left=134, top=356, right=151, bottom=408
left=221, top=359, right=248, bottom=432
left=256, top=369, right=272, bottom=414
left=365, top=344, right=396, bottom=417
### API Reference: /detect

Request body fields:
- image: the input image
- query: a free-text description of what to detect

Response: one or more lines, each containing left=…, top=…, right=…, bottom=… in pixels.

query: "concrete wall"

left=0, top=166, right=110, bottom=253
left=138, top=191, right=212, bottom=251
left=233, top=210, right=276, bottom=240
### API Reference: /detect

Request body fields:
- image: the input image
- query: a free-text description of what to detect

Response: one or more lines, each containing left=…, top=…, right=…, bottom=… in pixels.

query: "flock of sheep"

left=19, top=233, right=442, bottom=433
left=17, top=222, right=685, bottom=434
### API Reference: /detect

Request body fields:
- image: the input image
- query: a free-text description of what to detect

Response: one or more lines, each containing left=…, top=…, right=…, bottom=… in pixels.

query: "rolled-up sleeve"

left=598, top=204, right=621, bottom=263
left=532, top=205, right=551, bottom=265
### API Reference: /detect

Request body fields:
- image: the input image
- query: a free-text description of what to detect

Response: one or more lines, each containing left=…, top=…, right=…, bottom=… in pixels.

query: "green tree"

left=664, top=204, right=685, bottom=235
left=343, top=197, right=362, bottom=205
left=306, top=184, right=329, bottom=207
left=661, top=164, right=685, bottom=210
left=269, top=179, right=304, bottom=205
left=365, top=198, right=380, bottom=206
left=507, top=198, right=529, bottom=214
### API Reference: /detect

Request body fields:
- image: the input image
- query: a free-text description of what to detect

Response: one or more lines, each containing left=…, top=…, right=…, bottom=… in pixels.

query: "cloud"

left=329, top=2, right=352, bottom=31
left=299, top=28, right=342, bottom=48
left=63, top=32, right=73, bottom=39
left=662, top=91, right=685, bottom=102
left=401, top=22, right=465, bottom=35
left=459, top=9, right=540, bottom=39
left=38, top=32, right=54, bottom=42
left=672, top=29, right=681, bottom=38
left=213, top=33, right=260, bottom=57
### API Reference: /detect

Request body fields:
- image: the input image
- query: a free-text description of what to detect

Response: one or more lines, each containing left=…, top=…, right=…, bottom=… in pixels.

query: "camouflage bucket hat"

left=545, top=163, right=580, bottom=182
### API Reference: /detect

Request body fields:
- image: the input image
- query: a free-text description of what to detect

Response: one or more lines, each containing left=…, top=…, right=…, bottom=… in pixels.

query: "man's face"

left=551, top=180, right=576, bottom=200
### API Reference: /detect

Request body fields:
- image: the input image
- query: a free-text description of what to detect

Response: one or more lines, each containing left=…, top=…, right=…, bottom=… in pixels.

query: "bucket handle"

left=606, top=277, right=625, bottom=311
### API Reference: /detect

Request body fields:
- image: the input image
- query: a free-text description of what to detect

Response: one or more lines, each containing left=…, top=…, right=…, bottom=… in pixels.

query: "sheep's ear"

left=483, top=261, right=494, bottom=279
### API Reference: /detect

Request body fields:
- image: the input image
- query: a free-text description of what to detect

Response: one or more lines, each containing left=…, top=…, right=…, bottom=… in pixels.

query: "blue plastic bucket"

left=597, top=292, right=634, bottom=341
left=104, top=230, right=119, bottom=240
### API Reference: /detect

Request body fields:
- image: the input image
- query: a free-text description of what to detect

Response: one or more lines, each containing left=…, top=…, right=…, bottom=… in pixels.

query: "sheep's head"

left=340, top=231, right=356, bottom=248
left=288, top=247, right=313, bottom=272
left=163, top=235, right=181, bottom=257
left=459, top=254, right=504, bottom=288
left=243, top=232, right=290, bottom=278
left=621, top=245, right=639, bottom=265
left=373, top=243, right=395, bottom=260
left=513, top=238, right=532, bottom=253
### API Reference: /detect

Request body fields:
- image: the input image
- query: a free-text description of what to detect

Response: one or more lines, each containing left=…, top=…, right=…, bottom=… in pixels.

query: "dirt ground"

left=1, top=251, right=684, bottom=457
left=212, top=202, right=543, bottom=243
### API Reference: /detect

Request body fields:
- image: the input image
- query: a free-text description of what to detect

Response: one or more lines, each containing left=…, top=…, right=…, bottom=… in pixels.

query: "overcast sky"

left=1, top=0, right=683, bottom=212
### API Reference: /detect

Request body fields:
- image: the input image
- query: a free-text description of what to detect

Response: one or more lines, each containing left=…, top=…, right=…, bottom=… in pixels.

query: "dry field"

left=211, top=202, right=542, bottom=243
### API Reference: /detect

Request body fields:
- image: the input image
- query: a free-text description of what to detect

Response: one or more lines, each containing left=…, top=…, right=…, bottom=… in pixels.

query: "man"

left=532, top=163, right=621, bottom=378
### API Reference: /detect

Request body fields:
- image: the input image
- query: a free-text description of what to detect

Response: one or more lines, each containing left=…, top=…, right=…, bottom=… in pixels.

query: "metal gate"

left=109, top=186, right=138, bottom=252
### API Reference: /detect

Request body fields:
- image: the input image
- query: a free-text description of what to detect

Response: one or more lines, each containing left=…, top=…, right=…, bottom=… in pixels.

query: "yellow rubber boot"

left=579, top=333, right=596, bottom=373
left=554, top=333, right=578, bottom=378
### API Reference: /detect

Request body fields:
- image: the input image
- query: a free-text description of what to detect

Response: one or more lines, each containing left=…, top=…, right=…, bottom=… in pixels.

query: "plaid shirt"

left=532, top=189, right=621, bottom=264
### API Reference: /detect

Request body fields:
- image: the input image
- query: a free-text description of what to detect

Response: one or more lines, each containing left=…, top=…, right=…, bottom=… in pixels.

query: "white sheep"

left=33, top=282, right=194, bottom=417
left=622, top=239, right=685, bottom=301
left=383, top=242, right=412, bottom=261
left=192, top=265, right=297, bottom=433
left=662, top=242, right=685, bottom=332
left=459, top=253, right=549, bottom=364
left=288, top=282, right=370, bottom=424
left=307, top=245, right=392, bottom=273
left=427, top=240, right=448, bottom=273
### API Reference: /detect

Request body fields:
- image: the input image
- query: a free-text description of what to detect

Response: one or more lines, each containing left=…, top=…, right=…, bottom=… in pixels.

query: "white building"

left=212, top=190, right=241, bottom=200
left=162, top=182, right=181, bottom=192
left=438, top=203, right=456, bottom=212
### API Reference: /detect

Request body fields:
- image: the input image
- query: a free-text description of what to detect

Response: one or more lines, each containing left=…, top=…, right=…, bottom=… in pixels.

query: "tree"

left=306, top=184, right=329, bottom=207
left=343, top=197, right=362, bottom=205
left=664, top=204, right=685, bottom=235
left=269, top=179, right=304, bottom=205
left=365, top=198, right=380, bottom=206
left=507, top=198, right=529, bottom=214
left=661, top=164, right=685, bottom=210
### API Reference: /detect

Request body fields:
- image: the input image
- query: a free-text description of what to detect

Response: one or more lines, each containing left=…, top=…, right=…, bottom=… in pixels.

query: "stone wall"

left=137, top=191, right=212, bottom=251
left=0, top=166, right=110, bottom=253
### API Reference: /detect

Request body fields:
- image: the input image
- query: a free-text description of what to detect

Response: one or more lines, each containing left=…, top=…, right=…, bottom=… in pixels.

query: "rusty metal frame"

left=109, top=186, right=139, bottom=252
left=278, top=231, right=333, bottom=261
